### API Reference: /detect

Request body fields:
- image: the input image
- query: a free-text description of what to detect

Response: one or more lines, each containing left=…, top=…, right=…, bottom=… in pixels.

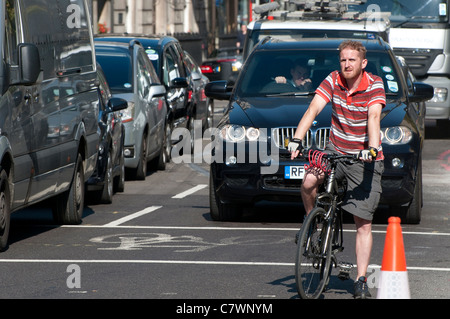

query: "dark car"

left=205, top=38, right=433, bottom=224
left=87, top=67, right=128, bottom=204
left=183, top=50, right=214, bottom=132
left=95, top=35, right=194, bottom=156
left=94, top=40, right=168, bottom=180
left=200, top=47, right=243, bottom=83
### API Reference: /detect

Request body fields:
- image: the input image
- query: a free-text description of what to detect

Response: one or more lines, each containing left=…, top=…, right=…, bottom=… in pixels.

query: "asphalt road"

left=0, top=102, right=449, bottom=306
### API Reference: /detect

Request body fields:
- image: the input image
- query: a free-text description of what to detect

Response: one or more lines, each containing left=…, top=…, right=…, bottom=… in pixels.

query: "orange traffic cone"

left=377, top=216, right=411, bottom=299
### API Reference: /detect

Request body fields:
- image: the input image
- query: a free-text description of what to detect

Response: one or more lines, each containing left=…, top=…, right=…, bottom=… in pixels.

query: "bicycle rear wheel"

left=295, top=207, right=333, bottom=299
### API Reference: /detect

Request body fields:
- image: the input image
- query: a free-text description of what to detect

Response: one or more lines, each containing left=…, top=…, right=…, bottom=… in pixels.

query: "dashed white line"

left=172, top=184, right=207, bottom=199
left=103, top=206, right=162, bottom=227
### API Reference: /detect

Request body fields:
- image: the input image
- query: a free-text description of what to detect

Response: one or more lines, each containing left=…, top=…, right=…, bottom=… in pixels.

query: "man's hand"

left=288, top=138, right=304, bottom=159
left=359, top=147, right=378, bottom=162
left=275, top=76, right=287, bottom=84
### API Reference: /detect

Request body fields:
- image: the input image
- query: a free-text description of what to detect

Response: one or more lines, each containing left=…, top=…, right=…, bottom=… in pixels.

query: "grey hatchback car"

left=95, top=40, right=168, bottom=180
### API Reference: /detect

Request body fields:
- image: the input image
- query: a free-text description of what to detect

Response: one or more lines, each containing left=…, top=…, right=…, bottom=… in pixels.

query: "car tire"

left=0, top=169, right=11, bottom=252
left=100, top=151, right=113, bottom=204
left=114, top=145, right=125, bottom=193
left=188, top=113, right=196, bottom=154
left=134, top=134, right=147, bottom=180
left=156, top=122, right=170, bottom=171
left=209, top=169, right=242, bottom=221
left=52, top=153, right=85, bottom=225
left=204, top=99, right=214, bottom=131
left=403, top=155, right=423, bottom=224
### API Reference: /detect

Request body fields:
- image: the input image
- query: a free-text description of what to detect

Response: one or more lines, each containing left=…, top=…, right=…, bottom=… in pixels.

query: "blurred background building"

left=91, top=0, right=271, bottom=62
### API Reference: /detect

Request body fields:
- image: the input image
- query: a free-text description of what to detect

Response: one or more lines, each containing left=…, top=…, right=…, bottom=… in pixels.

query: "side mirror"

left=16, top=43, right=41, bottom=85
left=170, top=77, right=188, bottom=89
left=410, top=82, right=434, bottom=103
left=149, top=84, right=166, bottom=98
left=107, top=97, right=128, bottom=112
left=205, top=80, right=232, bottom=100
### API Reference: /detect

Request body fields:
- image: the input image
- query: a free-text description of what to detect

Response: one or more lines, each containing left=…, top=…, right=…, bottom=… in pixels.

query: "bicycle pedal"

left=337, top=262, right=353, bottom=281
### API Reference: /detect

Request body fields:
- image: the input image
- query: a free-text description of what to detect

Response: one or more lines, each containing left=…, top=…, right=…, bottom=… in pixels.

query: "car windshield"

left=246, top=29, right=382, bottom=59
left=236, top=49, right=402, bottom=99
left=348, top=0, right=448, bottom=24
left=141, top=44, right=161, bottom=75
left=95, top=47, right=133, bottom=93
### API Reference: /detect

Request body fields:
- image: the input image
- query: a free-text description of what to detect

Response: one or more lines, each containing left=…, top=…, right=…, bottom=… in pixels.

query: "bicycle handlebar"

left=296, top=150, right=359, bottom=173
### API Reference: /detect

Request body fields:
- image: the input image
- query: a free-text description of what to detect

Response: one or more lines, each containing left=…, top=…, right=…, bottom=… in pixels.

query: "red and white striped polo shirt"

left=315, top=70, right=386, bottom=160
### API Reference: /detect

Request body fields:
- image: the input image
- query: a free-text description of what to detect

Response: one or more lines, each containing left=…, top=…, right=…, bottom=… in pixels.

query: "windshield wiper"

left=265, top=91, right=315, bottom=97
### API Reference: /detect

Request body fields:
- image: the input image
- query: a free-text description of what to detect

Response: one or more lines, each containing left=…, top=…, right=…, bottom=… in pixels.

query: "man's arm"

left=359, top=102, right=383, bottom=162
left=290, top=94, right=327, bottom=159
left=367, top=103, right=382, bottom=149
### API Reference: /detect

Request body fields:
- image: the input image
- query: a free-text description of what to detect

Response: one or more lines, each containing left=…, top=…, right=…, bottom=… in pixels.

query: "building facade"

left=91, top=0, right=265, bottom=62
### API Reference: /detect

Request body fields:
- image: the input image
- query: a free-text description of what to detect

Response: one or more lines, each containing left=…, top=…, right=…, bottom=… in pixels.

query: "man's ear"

left=362, top=58, right=368, bottom=69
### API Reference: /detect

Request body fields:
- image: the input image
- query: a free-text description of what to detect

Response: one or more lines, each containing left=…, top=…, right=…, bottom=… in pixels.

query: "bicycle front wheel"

left=295, top=207, right=333, bottom=299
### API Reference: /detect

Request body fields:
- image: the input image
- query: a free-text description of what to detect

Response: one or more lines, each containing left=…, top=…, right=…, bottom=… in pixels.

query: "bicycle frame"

left=315, top=164, right=344, bottom=260
left=295, top=150, right=358, bottom=298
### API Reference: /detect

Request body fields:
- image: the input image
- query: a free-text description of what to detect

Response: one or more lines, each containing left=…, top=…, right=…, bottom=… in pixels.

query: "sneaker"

left=353, top=276, right=371, bottom=299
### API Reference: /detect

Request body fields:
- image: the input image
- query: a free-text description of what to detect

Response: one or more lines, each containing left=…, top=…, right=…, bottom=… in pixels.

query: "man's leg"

left=354, top=215, right=373, bottom=278
left=300, top=168, right=324, bottom=215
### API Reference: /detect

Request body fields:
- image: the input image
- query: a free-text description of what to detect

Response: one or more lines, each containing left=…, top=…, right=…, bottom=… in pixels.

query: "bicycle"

left=294, top=149, right=358, bottom=299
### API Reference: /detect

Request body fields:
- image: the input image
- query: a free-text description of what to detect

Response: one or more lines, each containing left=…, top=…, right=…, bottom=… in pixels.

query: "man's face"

left=290, top=65, right=309, bottom=86
left=339, top=48, right=367, bottom=81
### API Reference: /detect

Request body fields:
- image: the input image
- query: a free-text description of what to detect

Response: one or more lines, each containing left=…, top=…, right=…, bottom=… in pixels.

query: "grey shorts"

left=326, top=146, right=384, bottom=221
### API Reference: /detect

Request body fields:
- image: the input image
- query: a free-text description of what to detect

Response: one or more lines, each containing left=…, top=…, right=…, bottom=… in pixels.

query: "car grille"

left=272, top=127, right=330, bottom=151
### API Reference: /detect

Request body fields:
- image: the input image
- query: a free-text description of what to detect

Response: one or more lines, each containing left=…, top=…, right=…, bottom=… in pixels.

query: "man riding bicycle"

left=288, top=40, right=385, bottom=299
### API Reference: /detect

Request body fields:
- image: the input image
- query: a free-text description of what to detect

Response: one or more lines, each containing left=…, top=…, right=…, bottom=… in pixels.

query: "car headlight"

left=381, top=126, right=413, bottom=144
left=232, top=61, right=242, bottom=72
left=220, top=124, right=262, bottom=142
left=428, top=87, right=447, bottom=103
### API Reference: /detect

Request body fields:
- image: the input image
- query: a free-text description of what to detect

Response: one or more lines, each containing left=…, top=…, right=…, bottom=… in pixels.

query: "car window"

left=96, top=47, right=133, bottom=93
left=137, top=51, right=151, bottom=98
left=97, top=70, right=110, bottom=111
left=236, top=49, right=402, bottom=99
left=4, top=0, right=18, bottom=65
left=184, top=51, right=203, bottom=76
left=141, top=50, right=161, bottom=85
left=163, top=47, right=180, bottom=85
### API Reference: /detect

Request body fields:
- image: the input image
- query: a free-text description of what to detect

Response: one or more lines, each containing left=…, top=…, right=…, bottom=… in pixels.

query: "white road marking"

left=103, top=206, right=162, bottom=227
left=0, top=259, right=448, bottom=272
left=172, top=184, right=207, bottom=199
left=62, top=224, right=450, bottom=236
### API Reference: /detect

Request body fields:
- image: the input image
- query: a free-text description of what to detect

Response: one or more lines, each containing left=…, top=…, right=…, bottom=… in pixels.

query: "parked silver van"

left=0, top=0, right=100, bottom=250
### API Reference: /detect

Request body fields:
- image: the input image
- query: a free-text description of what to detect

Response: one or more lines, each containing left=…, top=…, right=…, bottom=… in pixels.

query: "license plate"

left=284, top=165, right=306, bottom=179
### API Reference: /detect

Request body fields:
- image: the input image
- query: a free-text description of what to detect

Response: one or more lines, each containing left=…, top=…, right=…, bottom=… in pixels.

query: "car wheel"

left=100, top=151, right=113, bottom=204
left=403, top=155, right=423, bottom=224
left=0, top=169, right=11, bottom=252
left=209, top=169, right=242, bottom=221
left=205, top=99, right=214, bottom=130
left=164, top=121, right=173, bottom=162
left=188, top=112, right=196, bottom=154
left=134, top=134, right=147, bottom=180
left=52, top=153, right=85, bottom=225
left=154, top=121, right=170, bottom=171
left=114, top=145, right=125, bottom=193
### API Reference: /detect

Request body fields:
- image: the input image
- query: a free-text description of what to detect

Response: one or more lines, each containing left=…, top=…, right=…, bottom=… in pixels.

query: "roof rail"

left=253, top=0, right=370, bottom=21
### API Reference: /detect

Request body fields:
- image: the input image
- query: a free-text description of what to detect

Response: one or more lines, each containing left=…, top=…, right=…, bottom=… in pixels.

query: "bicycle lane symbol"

left=89, top=233, right=292, bottom=253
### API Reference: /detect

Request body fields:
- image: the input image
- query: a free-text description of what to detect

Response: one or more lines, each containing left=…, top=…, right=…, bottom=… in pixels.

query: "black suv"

left=95, top=35, right=195, bottom=156
left=206, top=37, right=433, bottom=224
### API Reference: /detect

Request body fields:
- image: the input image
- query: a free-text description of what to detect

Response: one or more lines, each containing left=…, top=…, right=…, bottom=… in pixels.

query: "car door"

left=136, top=48, right=159, bottom=156
left=141, top=49, right=166, bottom=156
left=163, top=44, right=188, bottom=129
